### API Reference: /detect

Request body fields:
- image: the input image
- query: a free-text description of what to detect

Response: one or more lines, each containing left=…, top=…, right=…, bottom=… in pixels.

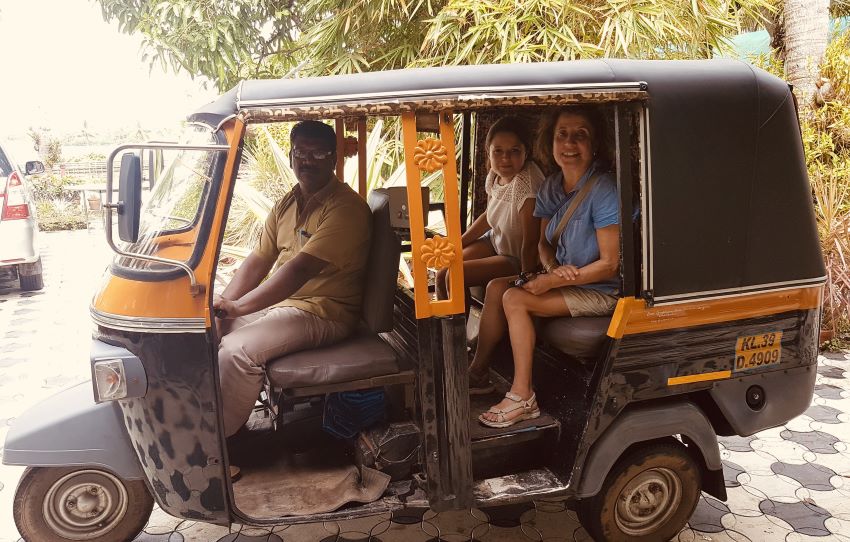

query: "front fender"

left=3, top=381, right=144, bottom=479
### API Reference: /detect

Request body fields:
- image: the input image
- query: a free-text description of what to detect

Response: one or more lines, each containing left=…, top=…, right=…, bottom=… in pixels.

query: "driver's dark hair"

left=290, top=120, right=336, bottom=150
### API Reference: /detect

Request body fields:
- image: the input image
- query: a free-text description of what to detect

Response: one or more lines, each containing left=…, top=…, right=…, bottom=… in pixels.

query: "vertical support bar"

left=459, top=111, right=472, bottom=234
left=438, top=314, right=473, bottom=509
left=401, top=112, right=432, bottom=318
left=416, top=317, right=441, bottom=502
left=357, top=118, right=368, bottom=199
left=401, top=111, right=465, bottom=318
left=335, top=118, right=345, bottom=180
left=614, top=105, right=637, bottom=297
left=436, top=112, right=465, bottom=315
left=416, top=316, right=473, bottom=511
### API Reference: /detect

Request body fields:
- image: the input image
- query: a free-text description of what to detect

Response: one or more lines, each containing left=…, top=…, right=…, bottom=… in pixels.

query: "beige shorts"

left=558, top=286, right=618, bottom=317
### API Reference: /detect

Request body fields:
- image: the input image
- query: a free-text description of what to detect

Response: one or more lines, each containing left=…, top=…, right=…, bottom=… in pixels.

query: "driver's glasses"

left=292, top=148, right=334, bottom=161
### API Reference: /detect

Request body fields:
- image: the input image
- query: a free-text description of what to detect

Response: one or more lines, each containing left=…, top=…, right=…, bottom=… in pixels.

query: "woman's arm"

left=518, top=199, right=541, bottom=272
left=524, top=224, right=620, bottom=294
left=461, top=212, right=491, bottom=247
left=537, top=217, right=558, bottom=272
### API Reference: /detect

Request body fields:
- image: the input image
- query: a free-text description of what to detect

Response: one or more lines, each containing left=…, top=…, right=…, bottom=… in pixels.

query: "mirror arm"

left=105, top=142, right=227, bottom=296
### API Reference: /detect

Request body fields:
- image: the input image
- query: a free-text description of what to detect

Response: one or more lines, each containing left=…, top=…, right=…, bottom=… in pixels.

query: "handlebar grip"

left=214, top=308, right=228, bottom=318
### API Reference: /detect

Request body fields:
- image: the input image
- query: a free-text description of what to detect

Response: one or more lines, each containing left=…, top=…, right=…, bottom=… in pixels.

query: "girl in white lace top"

left=437, top=117, right=544, bottom=299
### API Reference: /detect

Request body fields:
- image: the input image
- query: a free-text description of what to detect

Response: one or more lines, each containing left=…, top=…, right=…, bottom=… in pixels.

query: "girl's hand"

left=552, top=264, right=580, bottom=281
left=522, top=273, right=553, bottom=295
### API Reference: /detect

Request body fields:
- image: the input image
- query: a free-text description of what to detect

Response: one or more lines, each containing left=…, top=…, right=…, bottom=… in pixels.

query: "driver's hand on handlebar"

left=213, top=294, right=238, bottom=319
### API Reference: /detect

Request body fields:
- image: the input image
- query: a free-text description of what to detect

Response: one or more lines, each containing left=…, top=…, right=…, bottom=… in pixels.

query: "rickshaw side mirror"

left=117, top=153, right=142, bottom=243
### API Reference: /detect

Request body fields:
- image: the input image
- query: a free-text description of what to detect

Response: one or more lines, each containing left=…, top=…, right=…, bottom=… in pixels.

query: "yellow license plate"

left=734, top=331, right=783, bottom=371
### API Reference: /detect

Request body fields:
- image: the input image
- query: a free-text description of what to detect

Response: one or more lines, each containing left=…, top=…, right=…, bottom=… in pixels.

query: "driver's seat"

left=265, top=190, right=412, bottom=396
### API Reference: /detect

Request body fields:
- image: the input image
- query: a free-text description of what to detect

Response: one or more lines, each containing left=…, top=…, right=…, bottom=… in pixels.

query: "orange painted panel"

left=607, top=286, right=823, bottom=339
left=91, top=119, right=246, bottom=324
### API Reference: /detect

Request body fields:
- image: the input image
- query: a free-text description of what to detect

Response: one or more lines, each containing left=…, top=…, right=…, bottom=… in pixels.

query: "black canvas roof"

left=190, top=59, right=784, bottom=127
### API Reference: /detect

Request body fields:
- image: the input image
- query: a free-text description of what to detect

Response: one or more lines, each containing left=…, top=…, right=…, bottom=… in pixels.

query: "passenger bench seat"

left=266, top=190, right=404, bottom=391
left=540, top=316, right=611, bottom=360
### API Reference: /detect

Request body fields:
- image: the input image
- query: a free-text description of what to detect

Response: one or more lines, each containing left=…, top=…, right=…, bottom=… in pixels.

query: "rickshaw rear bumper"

left=2, top=381, right=144, bottom=480
left=709, top=364, right=816, bottom=437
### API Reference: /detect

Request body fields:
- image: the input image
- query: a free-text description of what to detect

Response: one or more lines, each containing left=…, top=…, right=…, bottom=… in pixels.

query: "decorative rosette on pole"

left=420, top=235, right=456, bottom=270
left=413, top=138, right=449, bottom=173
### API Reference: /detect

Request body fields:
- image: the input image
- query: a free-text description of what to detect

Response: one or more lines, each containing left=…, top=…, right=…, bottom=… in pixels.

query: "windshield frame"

left=109, top=125, right=229, bottom=282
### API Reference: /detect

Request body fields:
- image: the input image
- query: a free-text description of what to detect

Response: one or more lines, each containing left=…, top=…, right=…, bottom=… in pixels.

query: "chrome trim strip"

left=91, top=307, right=206, bottom=333
left=651, top=277, right=827, bottom=305
left=237, top=82, right=647, bottom=108
left=640, top=106, right=652, bottom=293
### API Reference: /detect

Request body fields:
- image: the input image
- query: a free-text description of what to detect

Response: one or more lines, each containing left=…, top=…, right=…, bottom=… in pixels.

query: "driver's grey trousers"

left=218, top=306, right=351, bottom=437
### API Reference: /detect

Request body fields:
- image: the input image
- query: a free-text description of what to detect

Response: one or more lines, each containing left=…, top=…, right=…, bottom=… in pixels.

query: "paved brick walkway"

left=1, top=230, right=849, bottom=541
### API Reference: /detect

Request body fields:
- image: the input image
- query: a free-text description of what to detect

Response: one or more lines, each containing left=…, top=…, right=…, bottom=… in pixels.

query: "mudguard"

left=576, top=401, right=723, bottom=499
left=2, top=381, right=144, bottom=479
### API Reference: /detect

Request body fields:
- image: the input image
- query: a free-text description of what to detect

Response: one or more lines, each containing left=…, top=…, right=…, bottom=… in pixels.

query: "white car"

left=0, top=141, right=44, bottom=290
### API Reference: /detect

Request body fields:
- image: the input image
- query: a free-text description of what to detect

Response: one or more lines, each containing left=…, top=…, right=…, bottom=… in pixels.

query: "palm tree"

left=782, top=0, right=831, bottom=106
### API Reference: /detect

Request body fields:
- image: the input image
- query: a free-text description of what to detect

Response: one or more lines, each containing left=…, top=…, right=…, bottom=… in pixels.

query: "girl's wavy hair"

left=535, top=106, right=609, bottom=172
left=484, top=116, right=534, bottom=171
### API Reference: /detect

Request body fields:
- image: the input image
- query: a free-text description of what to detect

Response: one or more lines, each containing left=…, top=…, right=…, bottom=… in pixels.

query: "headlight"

left=93, top=359, right=128, bottom=401
left=90, top=340, right=147, bottom=403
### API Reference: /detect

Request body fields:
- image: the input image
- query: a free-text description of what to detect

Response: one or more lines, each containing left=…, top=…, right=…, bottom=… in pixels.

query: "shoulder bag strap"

left=551, top=173, right=600, bottom=242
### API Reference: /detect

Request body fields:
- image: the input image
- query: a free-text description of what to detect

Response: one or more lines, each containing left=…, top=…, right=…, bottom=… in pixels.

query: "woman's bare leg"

left=480, top=288, right=571, bottom=422
left=437, top=237, right=495, bottom=299
left=469, top=277, right=515, bottom=377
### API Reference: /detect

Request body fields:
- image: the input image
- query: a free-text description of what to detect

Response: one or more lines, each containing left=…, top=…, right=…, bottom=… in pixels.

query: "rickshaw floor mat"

left=232, top=448, right=391, bottom=518
left=469, top=373, right=559, bottom=442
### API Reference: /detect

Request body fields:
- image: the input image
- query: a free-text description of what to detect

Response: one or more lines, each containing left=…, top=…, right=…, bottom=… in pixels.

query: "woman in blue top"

left=472, top=106, right=621, bottom=428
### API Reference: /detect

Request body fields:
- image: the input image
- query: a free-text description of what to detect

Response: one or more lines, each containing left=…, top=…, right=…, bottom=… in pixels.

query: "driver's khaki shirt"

left=254, top=178, right=372, bottom=327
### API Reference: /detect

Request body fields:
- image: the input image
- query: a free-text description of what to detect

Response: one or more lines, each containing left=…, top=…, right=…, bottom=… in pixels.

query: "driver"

left=214, top=120, right=372, bottom=438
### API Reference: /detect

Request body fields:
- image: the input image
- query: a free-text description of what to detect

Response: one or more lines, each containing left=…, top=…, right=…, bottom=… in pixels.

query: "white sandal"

left=478, top=392, right=540, bottom=428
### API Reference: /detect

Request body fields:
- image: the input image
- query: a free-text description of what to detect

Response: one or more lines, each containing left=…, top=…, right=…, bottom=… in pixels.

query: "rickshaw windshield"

left=114, top=125, right=221, bottom=272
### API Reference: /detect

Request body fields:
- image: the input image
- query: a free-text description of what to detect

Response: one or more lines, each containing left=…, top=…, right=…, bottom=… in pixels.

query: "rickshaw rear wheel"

left=577, top=439, right=701, bottom=542
left=13, top=466, right=154, bottom=542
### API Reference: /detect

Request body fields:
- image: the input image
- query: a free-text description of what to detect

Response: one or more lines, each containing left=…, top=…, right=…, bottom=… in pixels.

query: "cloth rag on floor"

left=233, top=460, right=390, bottom=517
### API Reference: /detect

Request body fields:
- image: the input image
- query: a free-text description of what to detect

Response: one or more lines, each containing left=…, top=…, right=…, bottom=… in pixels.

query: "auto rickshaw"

left=4, top=59, right=825, bottom=542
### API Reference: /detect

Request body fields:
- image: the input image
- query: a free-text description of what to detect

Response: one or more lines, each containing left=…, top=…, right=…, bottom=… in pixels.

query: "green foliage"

left=27, top=128, right=63, bottom=168
left=36, top=200, right=87, bottom=232
left=97, top=0, right=304, bottom=87
left=97, top=0, right=773, bottom=90
left=799, top=30, right=850, bottom=343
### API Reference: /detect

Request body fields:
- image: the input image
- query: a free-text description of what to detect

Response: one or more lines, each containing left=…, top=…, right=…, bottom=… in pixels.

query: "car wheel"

left=577, top=440, right=701, bottom=542
left=19, top=271, right=43, bottom=291
left=13, top=466, right=153, bottom=542
left=18, top=258, right=44, bottom=291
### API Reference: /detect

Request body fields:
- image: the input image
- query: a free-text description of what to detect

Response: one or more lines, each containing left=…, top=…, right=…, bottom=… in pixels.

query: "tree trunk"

left=783, top=0, right=830, bottom=107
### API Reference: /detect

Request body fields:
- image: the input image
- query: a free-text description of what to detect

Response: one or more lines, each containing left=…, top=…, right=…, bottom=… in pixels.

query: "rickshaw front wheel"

left=13, top=466, right=154, bottom=542
left=577, top=439, right=701, bottom=542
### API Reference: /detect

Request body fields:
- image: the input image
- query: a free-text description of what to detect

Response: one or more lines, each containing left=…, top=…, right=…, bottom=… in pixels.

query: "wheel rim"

left=43, top=469, right=129, bottom=540
left=614, top=466, right=682, bottom=536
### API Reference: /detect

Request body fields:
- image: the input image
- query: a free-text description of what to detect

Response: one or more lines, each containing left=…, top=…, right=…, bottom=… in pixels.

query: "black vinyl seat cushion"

left=540, top=316, right=611, bottom=359
left=266, top=335, right=399, bottom=389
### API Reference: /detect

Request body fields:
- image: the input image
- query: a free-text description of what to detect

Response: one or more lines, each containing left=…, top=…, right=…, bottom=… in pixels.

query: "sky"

left=0, top=0, right=218, bottom=140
